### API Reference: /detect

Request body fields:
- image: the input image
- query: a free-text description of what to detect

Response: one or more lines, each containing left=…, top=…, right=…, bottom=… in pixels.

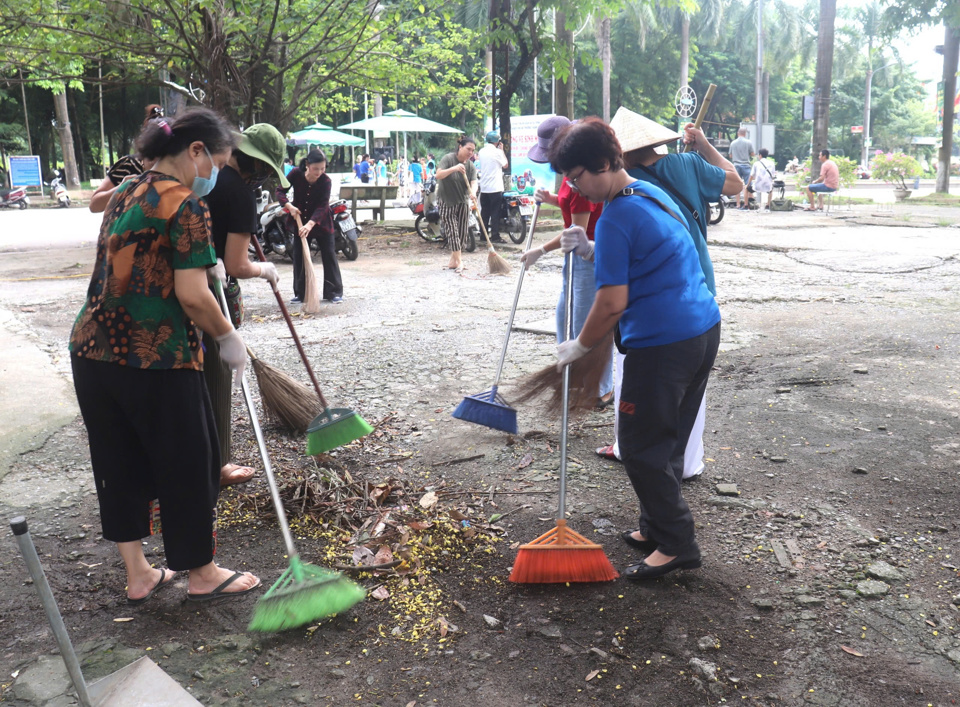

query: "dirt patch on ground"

left=2, top=214, right=960, bottom=706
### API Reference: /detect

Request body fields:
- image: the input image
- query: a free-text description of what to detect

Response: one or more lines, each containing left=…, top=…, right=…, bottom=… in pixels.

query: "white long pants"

left=611, top=351, right=705, bottom=479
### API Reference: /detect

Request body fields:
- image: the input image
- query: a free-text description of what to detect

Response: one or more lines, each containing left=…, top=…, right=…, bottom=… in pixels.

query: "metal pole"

left=863, top=62, right=896, bottom=168
left=10, top=517, right=93, bottom=707
left=755, top=0, right=763, bottom=152
left=19, top=69, right=33, bottom=155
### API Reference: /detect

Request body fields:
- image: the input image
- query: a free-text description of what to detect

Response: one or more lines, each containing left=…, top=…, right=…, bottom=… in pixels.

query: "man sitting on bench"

left=804, top=149, right=839, bottom=211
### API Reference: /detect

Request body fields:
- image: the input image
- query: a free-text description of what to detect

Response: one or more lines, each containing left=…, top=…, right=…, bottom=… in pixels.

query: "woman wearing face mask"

left=69, top=107, right=261, bottom=604
left=276, top=149, right=342, bottom=304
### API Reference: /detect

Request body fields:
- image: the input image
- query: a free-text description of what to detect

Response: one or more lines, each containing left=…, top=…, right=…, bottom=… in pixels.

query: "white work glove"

left=557, top=337, right=591, bottom=371
left=559, top=226, right=594, bottom=260
left=215, top=329, right=247, bottom=386
left=258, top=262, right=279, bottom=288
left=207, top=259, right=227, bottom=288
left=520, top=246, right=547, bottom=269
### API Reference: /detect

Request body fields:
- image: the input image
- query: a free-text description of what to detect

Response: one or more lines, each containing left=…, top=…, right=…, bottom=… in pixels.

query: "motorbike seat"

left=502, top=190, right=520, bottom=197
left=0, top=188, right=18, bottom=199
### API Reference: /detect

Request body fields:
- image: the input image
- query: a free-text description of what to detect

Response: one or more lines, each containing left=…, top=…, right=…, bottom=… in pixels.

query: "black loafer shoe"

left=620, top=530, right=658, bottom=554
left=622, top=551, right=702, bottom=581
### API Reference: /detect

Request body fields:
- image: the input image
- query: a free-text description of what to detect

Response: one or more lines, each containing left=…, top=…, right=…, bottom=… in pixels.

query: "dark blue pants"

left=618, top=322, right=720, bottom=556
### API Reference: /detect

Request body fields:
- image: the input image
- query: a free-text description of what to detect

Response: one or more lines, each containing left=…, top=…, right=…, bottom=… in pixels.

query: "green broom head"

left=452, top=386, right=518, bottom=434
left=305, top=407, right=374, bottom=456
left=248, top=556, right=366, bottom=632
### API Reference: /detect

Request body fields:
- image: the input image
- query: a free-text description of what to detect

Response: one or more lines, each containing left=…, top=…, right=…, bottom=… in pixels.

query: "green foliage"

left=793, top=155, right=856, bottom=191
left=870, top=151, right=921, bottom=190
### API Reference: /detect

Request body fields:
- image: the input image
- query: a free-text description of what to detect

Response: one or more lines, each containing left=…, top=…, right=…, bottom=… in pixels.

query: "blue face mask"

left=192, top=146, right=219, bottom=197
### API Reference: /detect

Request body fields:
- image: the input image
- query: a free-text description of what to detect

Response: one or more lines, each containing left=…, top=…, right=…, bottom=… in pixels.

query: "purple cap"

left=527, top=115, right=573, bottom=163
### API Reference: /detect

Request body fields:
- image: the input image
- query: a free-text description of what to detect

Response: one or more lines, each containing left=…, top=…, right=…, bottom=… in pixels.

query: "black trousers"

left=618, top=322, right=720, bottom=556
left=292, top=226, right=343, bottom=301
left=479, top=191, right=502, bottom=238
left=202, top=329, right=232, bottom=466
left=71, top=356, right=220, bottom=570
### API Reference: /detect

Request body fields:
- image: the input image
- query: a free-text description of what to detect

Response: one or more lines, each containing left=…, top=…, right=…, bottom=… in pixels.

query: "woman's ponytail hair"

left=136, top=107, right=237, bottom=160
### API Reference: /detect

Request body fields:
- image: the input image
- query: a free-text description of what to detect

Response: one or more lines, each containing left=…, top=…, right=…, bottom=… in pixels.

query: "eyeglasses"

left=566, top=168, right=605, bottom=191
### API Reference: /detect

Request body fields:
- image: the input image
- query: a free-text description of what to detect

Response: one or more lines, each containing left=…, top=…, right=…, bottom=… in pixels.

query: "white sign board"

left=739, top=123, right=776, bottom=155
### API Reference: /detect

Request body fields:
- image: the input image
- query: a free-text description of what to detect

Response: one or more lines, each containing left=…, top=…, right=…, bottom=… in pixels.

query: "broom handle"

left=249, top=228, right=328, bottom=409
left=10, top=517, right=94, bottom=707
left=683, top=83, right=717, bottom=153
left=214, top=282, right=300, bottom=560
left=558, top=250, right=575, bottom=518
left=462, top=171, right=493, bottom=247
left=492, top=201, right=541, bottom=387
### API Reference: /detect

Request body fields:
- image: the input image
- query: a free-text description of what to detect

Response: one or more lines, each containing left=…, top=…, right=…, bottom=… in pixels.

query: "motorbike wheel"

left=502, top=213, right=525, bottom=244
left=18, top=201, right=27, bottom=210
left=708, top=199, right=724, bottom=225
left=464, top=226, right=478, bottom=253
left=341, top=236, right=359, bottom=261
left=415, top=214, right=443, bottom=243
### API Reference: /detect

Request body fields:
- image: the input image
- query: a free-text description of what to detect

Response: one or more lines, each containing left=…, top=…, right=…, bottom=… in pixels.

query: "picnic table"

left=338, top=184, right=399, bottom=221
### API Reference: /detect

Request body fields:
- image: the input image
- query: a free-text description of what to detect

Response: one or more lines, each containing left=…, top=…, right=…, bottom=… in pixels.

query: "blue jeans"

left=808, top=183, right=835, bottom=193
left=735, top=163, right=751, bottom=183
left=555, top=255, right=614, bottom=397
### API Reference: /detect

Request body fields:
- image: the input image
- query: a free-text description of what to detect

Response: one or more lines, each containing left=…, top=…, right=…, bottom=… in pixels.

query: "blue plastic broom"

left=452, top=201, right=541, bottom=433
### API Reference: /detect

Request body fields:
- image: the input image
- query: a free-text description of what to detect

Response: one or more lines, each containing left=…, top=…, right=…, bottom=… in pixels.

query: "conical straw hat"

left=610, top=107, right=682, bottom=154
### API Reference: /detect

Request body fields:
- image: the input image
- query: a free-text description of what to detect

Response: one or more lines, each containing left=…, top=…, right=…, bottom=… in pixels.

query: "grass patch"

left=910, top=193, right=960, bottom=206
left=937, top=218, right=954, bottom=227
left=406, top=260, right=427, bottom=266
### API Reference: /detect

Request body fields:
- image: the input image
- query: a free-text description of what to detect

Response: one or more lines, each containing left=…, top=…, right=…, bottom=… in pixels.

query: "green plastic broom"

left=213, top=282, right=365, bottom=631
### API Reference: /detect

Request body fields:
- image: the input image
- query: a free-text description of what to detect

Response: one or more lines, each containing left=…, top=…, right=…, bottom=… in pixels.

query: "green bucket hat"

left=237, top=123, right=289, bottom=188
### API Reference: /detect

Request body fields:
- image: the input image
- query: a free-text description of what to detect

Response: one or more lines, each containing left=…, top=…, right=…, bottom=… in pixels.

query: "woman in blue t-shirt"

left=549, top=117, right=721, bottom=582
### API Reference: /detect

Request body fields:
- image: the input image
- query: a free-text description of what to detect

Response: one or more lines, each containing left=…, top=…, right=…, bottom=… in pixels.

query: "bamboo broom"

left=683, top=83, right=717, bottom=153
left=292, top=212, right=321, bottom=313
left=463, top=172, right=511, bottom=276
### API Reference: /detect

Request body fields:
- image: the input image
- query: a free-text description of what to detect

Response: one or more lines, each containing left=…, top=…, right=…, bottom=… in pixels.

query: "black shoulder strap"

left=636, top=165, right=706, bottom=235
left=612, top=187, right=688, bottom=229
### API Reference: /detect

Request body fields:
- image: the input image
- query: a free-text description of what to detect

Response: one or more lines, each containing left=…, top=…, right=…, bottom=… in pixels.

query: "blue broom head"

left=452, top=387, right=518, bottom=434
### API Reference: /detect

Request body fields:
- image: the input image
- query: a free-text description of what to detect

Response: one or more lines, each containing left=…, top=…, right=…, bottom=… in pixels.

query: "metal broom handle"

left=10, top=517, right=94, bottom=707
left=213, top=283, right=299, bottom=562
left=492, top=201, right=541, bottom=386
left=559, top=250, right=575, bottom=518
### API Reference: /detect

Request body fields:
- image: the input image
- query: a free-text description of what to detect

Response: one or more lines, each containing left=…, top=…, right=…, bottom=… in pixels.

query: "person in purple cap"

left=519, top=115, right=613, bottom=408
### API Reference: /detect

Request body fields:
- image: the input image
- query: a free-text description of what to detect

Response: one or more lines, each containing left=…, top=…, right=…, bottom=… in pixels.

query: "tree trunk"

left=52, top=91, right=81, bottom=188
left=554, top=10, right=575, bottom=119
left=598, top=17, right=612, bottom=122
left=68, top=89, right=88, bottom=182
left=811, top=0, right=836, bottom=181
left=680, top=15, right=689, bottom=90
left=936, top=24, right=960, bottom=194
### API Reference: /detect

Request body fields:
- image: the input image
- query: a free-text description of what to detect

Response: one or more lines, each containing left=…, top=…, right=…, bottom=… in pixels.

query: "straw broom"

left=512, top=332, right=616, bottom=418
left=463, top=172, right=511, bottom=276
left=247, top=347, right=322, bottom=434
left=292, top=212, right=322, bottom=313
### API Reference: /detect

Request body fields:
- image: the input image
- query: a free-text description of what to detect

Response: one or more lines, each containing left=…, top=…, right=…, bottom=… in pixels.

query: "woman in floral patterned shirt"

left=69, top=108, right=261, bottom=604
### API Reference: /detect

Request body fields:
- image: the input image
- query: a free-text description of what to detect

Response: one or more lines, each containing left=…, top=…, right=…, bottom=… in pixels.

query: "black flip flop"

left=186, top=572, right=261, bottom=603
left=127, top=568, right=175, bottom=605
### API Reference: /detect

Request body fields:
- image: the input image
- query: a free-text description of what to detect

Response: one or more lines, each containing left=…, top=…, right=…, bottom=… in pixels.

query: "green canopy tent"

left=338, top=109, right=461, bottom=160
left=287, top=123, right=366, bottom=147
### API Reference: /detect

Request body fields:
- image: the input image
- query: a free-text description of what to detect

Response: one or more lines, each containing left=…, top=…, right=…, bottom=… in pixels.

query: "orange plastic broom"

left=509, top=252, right=618, bottom=584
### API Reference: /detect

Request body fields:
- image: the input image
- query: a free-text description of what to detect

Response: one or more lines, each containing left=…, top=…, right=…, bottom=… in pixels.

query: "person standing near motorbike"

left=203, top=123, right=288, bottom=487
left=276, top=149, right=343, bottom=304
left=435, top=137, right=478, bottom=273
left=476, top=131, right=508, bottom=244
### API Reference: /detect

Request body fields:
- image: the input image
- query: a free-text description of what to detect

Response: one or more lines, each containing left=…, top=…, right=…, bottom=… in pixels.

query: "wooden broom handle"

left=462, top=170, right=492, bottom=246
left=249, top=225, right=328, bottom=409
left=683, top=83, right=717, bottom=153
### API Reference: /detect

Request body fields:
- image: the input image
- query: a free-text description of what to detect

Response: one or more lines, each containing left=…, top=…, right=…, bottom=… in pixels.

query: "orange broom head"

left=509, top=520, right=619, bottom=584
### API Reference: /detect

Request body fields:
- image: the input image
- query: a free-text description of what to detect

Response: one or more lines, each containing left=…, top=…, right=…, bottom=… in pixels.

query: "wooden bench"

left=337, top=184, right=399, bottom=221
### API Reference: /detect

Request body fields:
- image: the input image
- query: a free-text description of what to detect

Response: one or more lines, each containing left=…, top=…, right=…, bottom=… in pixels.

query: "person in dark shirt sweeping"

left=276, top=149, right=343, bottom=304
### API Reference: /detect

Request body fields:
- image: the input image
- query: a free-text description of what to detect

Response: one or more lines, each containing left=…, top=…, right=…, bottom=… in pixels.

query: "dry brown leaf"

left=840, top=645, right=863, bottom=657
left=517, top=453, right=533, bottom=469
left=114, top=618, right=134, bottom=623
left=437, top=616, right=449, bottom=637
left=419, top=491, right=438, bottom=509
left=352, top=546, right=375, bottom=565
left=448, top=509, right=468, bottom=521
left=585, top=670, right=600, bottom=681
left=925, top=620, right=936, bottom=627
left=371, top=586, right=390, bottom=600
left=406, top=702, right=417, bottom=707
left=374, top=546, right=395, bottom=565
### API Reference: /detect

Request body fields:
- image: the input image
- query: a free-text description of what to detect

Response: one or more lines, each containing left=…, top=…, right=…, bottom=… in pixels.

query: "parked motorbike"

left=409, top=176, right=477, bottom=252
left=253, top=192, right=360, bottom=261
left=708, top=194, right=728, bottom=225
left=331, top=199, right=361, bottom=261
left=499, top=190, right=534, bottom=244
left=0, top=185, right=29, bottom=209
left=48, top=171, right=70, bottom=208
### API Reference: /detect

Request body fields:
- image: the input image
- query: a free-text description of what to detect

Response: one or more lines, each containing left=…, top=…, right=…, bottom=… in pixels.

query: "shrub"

left=870, top=151, right=921, bottom=190
left=793, top=155, right=856, bottom=191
